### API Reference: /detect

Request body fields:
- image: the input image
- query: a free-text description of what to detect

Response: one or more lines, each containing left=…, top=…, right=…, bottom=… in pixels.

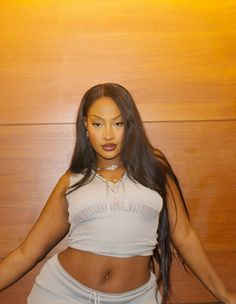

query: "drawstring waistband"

left=89, top=290, right=101, bottom=304
left=50, top=254, right=160, bottom=304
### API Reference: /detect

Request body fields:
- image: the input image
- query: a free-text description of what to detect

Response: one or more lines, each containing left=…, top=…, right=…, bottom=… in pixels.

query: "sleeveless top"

left=65, top=171, right=163, bottom=257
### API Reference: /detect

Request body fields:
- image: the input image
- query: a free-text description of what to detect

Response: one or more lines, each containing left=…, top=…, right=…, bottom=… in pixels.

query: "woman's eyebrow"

left=89, top=114, right=122, bottom=120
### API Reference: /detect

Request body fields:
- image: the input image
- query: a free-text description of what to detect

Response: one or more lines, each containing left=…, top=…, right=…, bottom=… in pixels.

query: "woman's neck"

left=96, top=159, right=122, bottom=171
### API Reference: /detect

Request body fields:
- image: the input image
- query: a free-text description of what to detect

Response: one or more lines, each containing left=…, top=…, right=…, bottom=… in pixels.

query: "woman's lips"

left=102, top=144, right=117, bottom=151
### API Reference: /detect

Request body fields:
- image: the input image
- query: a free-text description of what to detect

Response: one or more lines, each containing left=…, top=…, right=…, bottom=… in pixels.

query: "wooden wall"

left=0, top=1, right=235, bottom=303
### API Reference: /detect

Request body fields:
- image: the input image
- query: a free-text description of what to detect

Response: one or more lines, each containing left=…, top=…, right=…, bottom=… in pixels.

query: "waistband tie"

left=89, top=290, right=101, bottom=304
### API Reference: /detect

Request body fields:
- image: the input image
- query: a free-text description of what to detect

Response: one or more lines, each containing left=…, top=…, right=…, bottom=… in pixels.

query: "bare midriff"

left=58, top=247, right=154, bottom=293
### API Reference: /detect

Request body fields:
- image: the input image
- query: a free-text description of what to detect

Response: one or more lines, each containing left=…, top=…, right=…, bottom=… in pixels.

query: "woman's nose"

left=103, top=126, right=114, bottom=140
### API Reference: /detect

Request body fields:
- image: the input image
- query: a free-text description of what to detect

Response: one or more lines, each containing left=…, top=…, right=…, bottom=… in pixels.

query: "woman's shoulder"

left=54, top=171, right=73, bottom=195
left=55, top=171, right=72, bottom=193
left=60, top=170, right=86, bottom=192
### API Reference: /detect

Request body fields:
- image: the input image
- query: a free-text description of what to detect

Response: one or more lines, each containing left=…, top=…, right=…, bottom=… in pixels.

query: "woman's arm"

left=166, top=173, right=236, bottom=303
left=0, top=171, right=71, bottom=292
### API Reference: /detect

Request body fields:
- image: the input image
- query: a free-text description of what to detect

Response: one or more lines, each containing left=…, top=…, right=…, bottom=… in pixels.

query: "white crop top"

left=65, top=171, right=163, bottom=257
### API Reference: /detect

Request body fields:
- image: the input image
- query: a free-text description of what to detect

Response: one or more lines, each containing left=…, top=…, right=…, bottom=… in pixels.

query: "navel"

left=104, top=271, right=111, bottom=280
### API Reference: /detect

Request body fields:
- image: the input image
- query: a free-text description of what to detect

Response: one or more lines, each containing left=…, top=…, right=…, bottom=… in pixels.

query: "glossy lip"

left=101, top=144, right=117, bottom=151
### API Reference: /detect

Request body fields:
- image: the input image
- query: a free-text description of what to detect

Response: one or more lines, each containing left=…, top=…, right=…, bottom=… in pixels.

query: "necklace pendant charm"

left=107, top=164, right=119, bottom=171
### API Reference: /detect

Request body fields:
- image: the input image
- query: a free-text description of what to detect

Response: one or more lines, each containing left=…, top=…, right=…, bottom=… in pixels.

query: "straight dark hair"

left=66, top=83, right=189, bottom=302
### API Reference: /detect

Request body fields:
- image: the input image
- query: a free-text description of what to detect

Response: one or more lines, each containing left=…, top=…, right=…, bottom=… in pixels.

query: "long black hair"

left=66, top=83, right=189, bottom=302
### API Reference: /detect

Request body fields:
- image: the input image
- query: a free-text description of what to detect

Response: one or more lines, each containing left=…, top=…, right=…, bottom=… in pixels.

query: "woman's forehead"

left=87, top=97, right=121, bottom=119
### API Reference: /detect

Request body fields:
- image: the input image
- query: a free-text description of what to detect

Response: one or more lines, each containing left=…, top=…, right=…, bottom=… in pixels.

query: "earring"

left=86, top=130, right=89, bottom=138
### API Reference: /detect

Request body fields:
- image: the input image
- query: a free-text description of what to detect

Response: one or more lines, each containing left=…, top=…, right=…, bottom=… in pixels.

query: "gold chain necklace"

left=96, top=170, right=126, bottom=183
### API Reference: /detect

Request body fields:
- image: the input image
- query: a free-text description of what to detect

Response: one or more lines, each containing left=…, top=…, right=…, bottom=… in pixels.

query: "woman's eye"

left=92, top=122, right=102, bottom=127
left=115, top=122, right=124, bottom=127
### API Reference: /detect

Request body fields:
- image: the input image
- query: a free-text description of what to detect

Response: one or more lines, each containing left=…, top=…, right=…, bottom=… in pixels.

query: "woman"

left=0, top=83, right=235, bottom=304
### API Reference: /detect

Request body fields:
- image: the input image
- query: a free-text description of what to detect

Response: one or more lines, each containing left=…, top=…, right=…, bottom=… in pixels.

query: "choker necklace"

left=96, top=164, right=120, bottom=171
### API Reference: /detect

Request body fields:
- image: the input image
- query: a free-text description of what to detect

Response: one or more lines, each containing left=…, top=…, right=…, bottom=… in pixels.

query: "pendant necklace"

left=95, top=163, right=124, bottom=183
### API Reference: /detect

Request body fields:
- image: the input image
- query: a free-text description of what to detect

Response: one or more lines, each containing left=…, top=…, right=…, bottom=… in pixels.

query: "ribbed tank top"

left=65, top=171, right=163, bottom=257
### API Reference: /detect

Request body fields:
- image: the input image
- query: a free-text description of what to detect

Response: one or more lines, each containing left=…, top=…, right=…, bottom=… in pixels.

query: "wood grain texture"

left=169, top=252, right=236, bottom=303
left=0, top=1, right=235, bottom=124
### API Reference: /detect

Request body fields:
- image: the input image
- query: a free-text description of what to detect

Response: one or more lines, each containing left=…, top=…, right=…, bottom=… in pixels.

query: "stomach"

left=57, top=247, right=154, bottom=293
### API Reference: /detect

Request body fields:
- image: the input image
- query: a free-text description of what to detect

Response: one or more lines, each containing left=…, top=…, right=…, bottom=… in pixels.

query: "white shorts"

left=27, top=253, right=162, bottom=304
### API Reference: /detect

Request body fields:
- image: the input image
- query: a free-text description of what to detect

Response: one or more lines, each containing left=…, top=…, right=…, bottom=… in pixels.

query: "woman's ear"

left=83, top=116, right=87, bottom=129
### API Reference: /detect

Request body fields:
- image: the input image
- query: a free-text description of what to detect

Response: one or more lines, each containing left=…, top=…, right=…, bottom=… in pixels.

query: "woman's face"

left=85, top=96, right=124, bottom=166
